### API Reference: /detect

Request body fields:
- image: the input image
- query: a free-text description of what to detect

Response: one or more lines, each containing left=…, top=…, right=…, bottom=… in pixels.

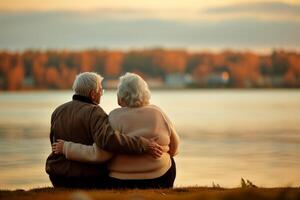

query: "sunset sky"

left=0, top=0, right=300, bottom=51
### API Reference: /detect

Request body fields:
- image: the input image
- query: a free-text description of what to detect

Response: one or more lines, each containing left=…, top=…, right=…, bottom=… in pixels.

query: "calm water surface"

left=0, top=90, right=300, bottom=189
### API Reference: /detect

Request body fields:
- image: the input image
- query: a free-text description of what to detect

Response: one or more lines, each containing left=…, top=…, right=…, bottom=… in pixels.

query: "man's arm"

left=49, top=111, right=56, bottom=144
left=90, top=106, right=162, bottom=157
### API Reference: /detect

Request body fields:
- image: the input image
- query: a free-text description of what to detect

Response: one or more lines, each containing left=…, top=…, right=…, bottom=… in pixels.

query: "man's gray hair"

left=117, top=73, right=151, bottom=107
left=72, top=72, right=103, bottom=97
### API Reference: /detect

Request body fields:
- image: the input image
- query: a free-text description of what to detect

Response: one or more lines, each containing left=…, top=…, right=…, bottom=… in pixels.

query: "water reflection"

left=0, top=90, right=300, bottom=189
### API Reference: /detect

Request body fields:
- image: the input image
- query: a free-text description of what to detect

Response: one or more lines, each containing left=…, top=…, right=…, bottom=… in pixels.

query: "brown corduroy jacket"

left=45, top=94, right=149, bottom=177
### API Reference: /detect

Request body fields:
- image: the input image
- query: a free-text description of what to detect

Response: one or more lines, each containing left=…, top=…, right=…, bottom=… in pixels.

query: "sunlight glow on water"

left=0, top=90, right=300, bottom=189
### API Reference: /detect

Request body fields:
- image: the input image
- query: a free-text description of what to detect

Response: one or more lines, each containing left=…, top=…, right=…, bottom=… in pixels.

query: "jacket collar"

left=72, top=94, right=96, bottom=105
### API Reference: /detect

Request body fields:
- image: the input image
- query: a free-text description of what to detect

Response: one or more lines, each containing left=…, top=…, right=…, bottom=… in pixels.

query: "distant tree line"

left=0, top=49, right=300, bottom=90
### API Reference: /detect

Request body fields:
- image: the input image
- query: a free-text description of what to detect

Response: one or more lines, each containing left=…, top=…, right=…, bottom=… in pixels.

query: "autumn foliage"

left=0, top=49, right=300, bottom=90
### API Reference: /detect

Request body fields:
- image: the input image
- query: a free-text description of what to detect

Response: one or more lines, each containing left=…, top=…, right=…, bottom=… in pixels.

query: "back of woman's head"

left=117, top=73, right=151, bottom=107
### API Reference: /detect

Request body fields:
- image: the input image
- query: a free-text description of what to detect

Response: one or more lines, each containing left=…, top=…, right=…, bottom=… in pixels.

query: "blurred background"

left=0, top=0, right=300, bottom=190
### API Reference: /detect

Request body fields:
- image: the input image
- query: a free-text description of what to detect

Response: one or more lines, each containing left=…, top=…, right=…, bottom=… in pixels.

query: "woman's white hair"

left=117, top=73, right=151, bottom=107
left=72, top=72, right=103, bottom=97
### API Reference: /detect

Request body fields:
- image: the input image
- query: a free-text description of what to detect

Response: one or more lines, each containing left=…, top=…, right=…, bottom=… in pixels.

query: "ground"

left=1, top=187, right=300, bottom=200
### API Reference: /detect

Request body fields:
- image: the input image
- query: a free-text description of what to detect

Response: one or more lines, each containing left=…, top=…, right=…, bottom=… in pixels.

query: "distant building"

left=271, top=76, right=285, bottom=87
left=165, top=73, right=193, bottom=88
left=22, top=77, right=35, bottom=88
left=146, top=78, right=164, bottom=89
left=205, top=68, right=231, bottom=87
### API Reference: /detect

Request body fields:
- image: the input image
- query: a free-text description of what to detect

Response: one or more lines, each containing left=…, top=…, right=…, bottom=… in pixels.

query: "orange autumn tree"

left=0, top=52, right=12, bottom=89
left=153, top=50, right=187, bottom=74
left=32, top=52, right=47, bottom=88
left=1, top=49, right=300, bottom=90
left=45, top=67, right=60, bottom=89
left=104, top=51, right=123, bottom=77
left=284, top=54, right=300, bottom=87
left=7, top=54, right=24, bottom=90
left=224, top=51, right=260, bottom=88
left=79, top=51, right=94, bottom=72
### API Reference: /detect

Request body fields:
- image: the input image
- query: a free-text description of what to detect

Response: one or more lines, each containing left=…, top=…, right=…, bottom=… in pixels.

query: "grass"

left=1, top=187, right=300, bottom=200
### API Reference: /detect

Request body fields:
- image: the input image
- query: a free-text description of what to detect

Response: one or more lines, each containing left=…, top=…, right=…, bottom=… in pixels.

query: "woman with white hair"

left=52, top=72, right=180, bottom=189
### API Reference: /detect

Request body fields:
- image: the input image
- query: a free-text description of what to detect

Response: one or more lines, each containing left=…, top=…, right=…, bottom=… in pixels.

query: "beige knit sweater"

left=63, top=104, right=180, bottom=180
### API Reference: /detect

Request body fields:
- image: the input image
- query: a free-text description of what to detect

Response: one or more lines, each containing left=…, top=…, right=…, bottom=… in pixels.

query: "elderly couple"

left=45, top=72, right=180, bottom=189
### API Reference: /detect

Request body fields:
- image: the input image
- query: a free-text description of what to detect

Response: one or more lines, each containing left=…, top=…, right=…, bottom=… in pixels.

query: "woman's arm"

left=52, top=139, right=113, bottom=163
left=168, top=126, right=180, bottom=157
left=158, top=108, right=180, bottom=157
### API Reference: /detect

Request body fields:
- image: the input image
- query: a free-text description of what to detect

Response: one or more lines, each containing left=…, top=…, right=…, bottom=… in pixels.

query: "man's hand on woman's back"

left=146, top=137, right=163, bottom=159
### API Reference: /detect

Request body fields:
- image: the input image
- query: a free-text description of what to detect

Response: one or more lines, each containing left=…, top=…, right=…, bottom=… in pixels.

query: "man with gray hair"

left=46, top=72, right=163, bottom=188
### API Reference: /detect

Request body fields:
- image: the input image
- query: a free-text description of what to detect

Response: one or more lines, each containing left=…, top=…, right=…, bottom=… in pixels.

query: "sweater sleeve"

left=90, top=106, right=149, bottom=154
left=168, top=125, right=180, bottom=157
left=159, top=107, right=180, bottom=157
left=63, top=141, right=113, bottom=163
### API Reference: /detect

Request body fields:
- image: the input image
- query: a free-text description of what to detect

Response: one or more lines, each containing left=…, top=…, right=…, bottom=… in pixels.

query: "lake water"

left=0, top=90, right=300, bottom=189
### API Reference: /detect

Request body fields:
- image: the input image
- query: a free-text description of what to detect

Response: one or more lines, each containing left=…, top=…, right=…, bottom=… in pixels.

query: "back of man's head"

left=72, top=72, right=103, bottom=97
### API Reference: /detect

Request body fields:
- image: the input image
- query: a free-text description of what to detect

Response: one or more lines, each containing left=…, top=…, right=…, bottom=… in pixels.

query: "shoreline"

left=1, top=87, right=300, bottom=92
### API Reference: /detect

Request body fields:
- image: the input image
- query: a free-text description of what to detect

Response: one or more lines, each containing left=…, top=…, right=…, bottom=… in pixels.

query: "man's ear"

left=89, top=90, right=95, bottom=101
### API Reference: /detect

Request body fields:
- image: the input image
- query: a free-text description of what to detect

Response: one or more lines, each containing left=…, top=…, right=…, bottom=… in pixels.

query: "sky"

left=0, top=0, right=300, bottom=52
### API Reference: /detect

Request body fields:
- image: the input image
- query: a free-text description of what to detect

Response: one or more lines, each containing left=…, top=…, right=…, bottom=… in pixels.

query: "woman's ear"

left=117, top=96, right=122, bottom=106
